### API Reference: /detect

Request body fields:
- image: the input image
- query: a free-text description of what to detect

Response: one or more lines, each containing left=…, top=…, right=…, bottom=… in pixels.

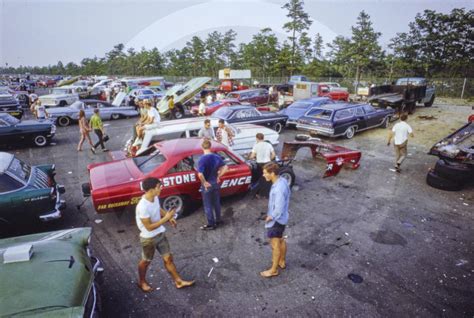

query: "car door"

left=363, top=104, right=383, bottom=127
left=97, top=102, right=112, bottom=119
left=215, top=150, right=252, bottom=197
left=246, top=108, right=269, bottom=127
left=161, top=156, right=200, bottom=199
left=354, top=106, right=368, bottom=130
left=333, top=109, right=356, bottom=132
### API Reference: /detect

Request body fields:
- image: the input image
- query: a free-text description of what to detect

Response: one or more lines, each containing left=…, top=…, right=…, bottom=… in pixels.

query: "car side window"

left=248, top=109, right=259, bottom=117
left=189, top=129, right=200, bottom=137
left=168, top=156, right=195, bottom=174
left=334, top=109, right=354, bottom=120
left=217, top=151, right=238, bottom=166
left=355, top=107, right=365, bottom=116
left=150, top=132, right=182, bottom=143
left=0, top=174, right=23, bottom=192
left=363, top=104, right=375, bottom=113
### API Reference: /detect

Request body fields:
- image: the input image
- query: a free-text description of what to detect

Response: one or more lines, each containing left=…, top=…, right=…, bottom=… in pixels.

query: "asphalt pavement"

left=4, top=105, right=473, bottom=317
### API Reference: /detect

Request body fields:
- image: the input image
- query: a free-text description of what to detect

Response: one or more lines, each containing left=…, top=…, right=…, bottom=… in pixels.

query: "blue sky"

left=1, top=0, right=472, bottom=67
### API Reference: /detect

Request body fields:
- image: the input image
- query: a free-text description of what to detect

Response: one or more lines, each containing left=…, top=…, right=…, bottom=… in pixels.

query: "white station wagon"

left=115, top=117, right=280, bottom=159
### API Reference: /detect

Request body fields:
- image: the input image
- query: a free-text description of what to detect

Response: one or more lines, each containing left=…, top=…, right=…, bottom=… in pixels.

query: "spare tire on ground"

left=433, top=159, right=473, bottom=183
left=426, top=170, right=464, bottom=191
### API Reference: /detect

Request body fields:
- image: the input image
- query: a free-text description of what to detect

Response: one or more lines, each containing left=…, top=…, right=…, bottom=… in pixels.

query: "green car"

left=0, top=227, right=102, bottom=317
left=0, top=152, right=65, bottom=230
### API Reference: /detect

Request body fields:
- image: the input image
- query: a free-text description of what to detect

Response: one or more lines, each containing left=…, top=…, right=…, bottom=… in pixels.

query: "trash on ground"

left=212, top=257, right=219, bottom=263
left=208, top=267, right=214, bottom=277
left=94, top=219, right=103, bottom=224
left=347, top=273, right=363, bottom=283
left=418, top=115, right=437, bottom=120
left=68, top=171, right=73, bottom=174
left=456, top=259, right=468, bottom=266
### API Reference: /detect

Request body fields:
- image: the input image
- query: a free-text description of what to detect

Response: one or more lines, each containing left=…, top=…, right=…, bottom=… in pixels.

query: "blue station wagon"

left=296, top=103, right=395, bottom=139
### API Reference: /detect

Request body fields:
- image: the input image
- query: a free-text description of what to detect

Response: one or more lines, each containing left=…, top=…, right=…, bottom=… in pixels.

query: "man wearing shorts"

left=260, top=162, right=291, bottom=278
left=136, top=177, right=195, bottom=292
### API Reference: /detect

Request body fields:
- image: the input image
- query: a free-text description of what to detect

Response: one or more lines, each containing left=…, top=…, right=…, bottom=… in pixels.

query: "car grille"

left=34, top=168, right=51, bottom=189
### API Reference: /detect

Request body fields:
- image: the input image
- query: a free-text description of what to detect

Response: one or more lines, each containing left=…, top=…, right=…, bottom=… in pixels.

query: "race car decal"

left=97, top=196, right=141, bottom=210
left=221, top=176, right=252, bottom=189
left=162, top=173, right=197, bottom=187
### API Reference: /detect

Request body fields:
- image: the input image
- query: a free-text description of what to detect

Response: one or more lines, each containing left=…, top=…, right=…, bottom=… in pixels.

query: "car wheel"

left=434, top=159, right=473, bottom=183
left=162, top=195, right=188, bottom=219
left=59, top=100, right=67, bottom=107
left=111, top=113, right=120, bottom=120
left=33, top=134, right=48, bottom=147
left=426, top=170, right=463, bottom=191
left=273, top=122, right=283, bottom=133
left=57, top=116, right=71, bottom=127
left=344, top=126, right=356, bottom=139
left=279, top=167, right=295, bottom=188
left=424, top=94, right=435, bottom=107
left=174, top=108, right=184, bottom=119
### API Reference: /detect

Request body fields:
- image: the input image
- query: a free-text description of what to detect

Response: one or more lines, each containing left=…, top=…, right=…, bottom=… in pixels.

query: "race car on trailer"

left=83, top=138, right=295, bottom=218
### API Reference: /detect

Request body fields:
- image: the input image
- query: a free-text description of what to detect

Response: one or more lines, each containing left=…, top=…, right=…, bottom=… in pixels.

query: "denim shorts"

left=266, top=222, right=286, bottom=238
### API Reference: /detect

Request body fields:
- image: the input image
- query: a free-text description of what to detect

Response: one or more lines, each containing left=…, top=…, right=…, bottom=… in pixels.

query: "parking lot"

left=6, top=103, right=473, bottom=317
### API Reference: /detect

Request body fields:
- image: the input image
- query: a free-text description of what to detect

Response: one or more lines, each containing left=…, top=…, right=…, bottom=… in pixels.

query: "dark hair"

left=201, top=139, right=212, bottom=149
left=263, top=162, right=279, bottom=175
left=204, top=119, right=211, bottom=124
left=141, top=177, right=161, bottom=192
left=79, top=109, right=85, bottom=118
left=400, top=113, right=408, bottom=121
left=218, top=119, right=225, bottom=124
left=94, top=108, right=99, bottom=113
left=256, top=133, right=264, bottom=140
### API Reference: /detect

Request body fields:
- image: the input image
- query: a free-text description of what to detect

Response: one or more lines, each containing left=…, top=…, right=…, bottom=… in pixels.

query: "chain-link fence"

left=163, top=76, right=473, bottom=99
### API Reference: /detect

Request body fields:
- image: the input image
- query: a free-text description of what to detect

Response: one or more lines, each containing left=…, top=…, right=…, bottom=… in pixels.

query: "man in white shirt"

left=387, top=113, right=414, bottom=173
left=249, top=133, right=276, bottom=198
left=136, top=177, right=194, bottom=293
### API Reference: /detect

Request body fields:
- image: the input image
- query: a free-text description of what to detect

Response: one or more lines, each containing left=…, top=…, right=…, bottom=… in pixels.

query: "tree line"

left=2, top=1, right=472, bottom=81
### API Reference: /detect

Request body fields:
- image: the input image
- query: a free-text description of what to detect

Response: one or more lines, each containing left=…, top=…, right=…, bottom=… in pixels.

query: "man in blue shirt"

left=197, top=139, right=228, bottom=230
left=260, top=162, right=291, bottom=278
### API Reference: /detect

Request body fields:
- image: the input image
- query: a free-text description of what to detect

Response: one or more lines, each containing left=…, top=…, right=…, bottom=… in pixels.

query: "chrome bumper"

left=296, top=124, right=334, bottom=136
left=39, top=184, right=66, bottom=222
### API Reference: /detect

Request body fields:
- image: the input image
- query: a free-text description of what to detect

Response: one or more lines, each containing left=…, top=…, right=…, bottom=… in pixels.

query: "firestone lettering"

left=162, top=173, right=197, bottom=187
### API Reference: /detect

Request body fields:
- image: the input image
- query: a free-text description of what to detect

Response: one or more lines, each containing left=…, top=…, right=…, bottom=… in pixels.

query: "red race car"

left=190, top=99, right=241, bottom=116
left=83, top=138, right=295, bottom=218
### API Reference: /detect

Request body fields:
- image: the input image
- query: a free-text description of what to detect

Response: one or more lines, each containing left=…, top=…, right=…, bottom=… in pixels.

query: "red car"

left=226, top=88, right=277, bottom=106
left=83, top=138, right=295, bottom=218
left=190, top=99, right=241, bottom=116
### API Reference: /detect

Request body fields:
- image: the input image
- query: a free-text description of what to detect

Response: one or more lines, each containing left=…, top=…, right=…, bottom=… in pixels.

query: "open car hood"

left=429, top=122, right=473, bottom=165
left=156, top=77, right=212, bottom=114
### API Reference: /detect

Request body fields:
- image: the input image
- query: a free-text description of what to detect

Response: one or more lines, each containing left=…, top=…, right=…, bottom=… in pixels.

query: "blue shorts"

left=266, top=222, right=286, bottom=238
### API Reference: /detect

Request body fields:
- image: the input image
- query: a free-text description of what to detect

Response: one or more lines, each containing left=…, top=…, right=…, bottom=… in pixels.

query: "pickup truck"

left=368, top=77, right=435, bottom=114
left=293, top=81, right=349, bottom=102
left=38, top=86, right=82, bottom=107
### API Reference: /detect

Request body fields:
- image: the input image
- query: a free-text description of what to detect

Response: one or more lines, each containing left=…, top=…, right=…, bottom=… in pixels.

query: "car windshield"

left=52, top=88, right=70, bottom=95
left=71, top=101, right=84, bottom=109
left=213, top=107, right=233, bottom=118
left=1, top=114, right=20, bottom=125
left=396, top=78, right=423, bottom=85
left=306, top=108, right=333, bottom=119
left=289, top=102, right=312, bottom=109
left=133, top=150, right=166, bottom=174
left=227, top=93, right=240, bottom=99
left=140, top=90, right=154, bottom=95
left=8, top=157, right=31, bottom=182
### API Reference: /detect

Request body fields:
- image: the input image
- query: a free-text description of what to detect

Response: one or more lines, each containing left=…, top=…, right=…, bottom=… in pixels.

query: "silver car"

left=47, top=99, right=139, bottom=127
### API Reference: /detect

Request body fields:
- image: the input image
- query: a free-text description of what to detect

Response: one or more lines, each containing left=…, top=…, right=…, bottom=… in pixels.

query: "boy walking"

left=387, top=114, right=414, bottom=173
left=90, top=108, right=108, bottom=152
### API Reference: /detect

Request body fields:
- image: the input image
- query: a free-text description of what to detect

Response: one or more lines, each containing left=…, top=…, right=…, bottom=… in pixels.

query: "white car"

left=119, top=117, right=279, bottom=159
left=39, top=86, right=81, bottom=107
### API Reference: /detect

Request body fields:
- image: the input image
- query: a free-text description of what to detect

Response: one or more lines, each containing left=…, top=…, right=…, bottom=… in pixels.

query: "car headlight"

left=51, top=124, right=56, bottom=133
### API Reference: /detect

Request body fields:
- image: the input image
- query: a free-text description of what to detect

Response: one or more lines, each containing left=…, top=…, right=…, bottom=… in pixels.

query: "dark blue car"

left=296, top=103, right=395, bottom=139
left=278, top=97, right=333, bottom=126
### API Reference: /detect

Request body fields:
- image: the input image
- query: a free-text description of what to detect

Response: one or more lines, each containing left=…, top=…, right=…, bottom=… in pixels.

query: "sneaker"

left=200, top=225, right=215, bottom=231
left=90, top=148, right=96, bottom=154
left=102, top=148, right=109, bottom=152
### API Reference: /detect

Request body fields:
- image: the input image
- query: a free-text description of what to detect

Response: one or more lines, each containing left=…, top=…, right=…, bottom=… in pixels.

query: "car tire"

left=434, top=159, right=473, bottom=183
left=174, top=108, right=184, bottom=119
left=33, top=134, right=48, bottom=147
left=273, top=122, right=283, bottom=134
left=426, top=170, right=463, bottom=191
left=162, top=195, right=189, bottom=219
left=279, top=167, right=295, bottom=188
left=424, top=94, right=435, bottom=107
left=57, top=116, right=71, bottom=127
left=344, top=126, right=356, bottom=139
left=59, top=100, right=67, bottom=107
left=111, top=113, right=120, bottom=120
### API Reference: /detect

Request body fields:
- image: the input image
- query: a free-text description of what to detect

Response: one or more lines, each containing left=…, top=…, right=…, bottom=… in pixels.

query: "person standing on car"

left=260, top=162, right=290, bottom=278
left=387, top=113, right=414, bottom=173
left=249, top=133, right=276, bottom=198
left=198, top=97, right=206, bottom=116
left=216, top=119, right=234, bottom=149
left=136, top=177, right=195, bottom=293
left=77, top=109, right=95, bottom=153
left=198, top=119, right=215, bottom=139
left=197, top=139, right=229, bottom=230
left=278, top=90, right=285, bottom=109
left=90, top=108, right=108, bottom=152
left=206, top=92, right=213, bottom=105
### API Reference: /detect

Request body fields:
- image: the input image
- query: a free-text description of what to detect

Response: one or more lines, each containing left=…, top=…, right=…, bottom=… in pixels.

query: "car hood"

left=89, top=158, right=141, bottom=190
left=0, top=228, right=93, bottom=317
left=39, top=93, right=75, bottom=99
left=156, top=77, right=212, bottom=113
left=279, top=108, right=307, bottom=120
